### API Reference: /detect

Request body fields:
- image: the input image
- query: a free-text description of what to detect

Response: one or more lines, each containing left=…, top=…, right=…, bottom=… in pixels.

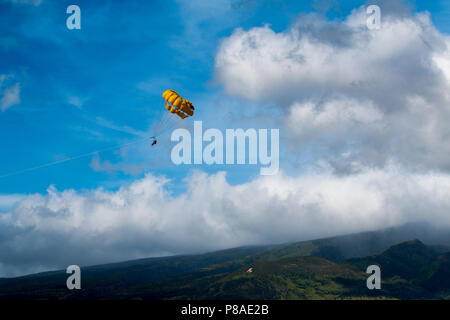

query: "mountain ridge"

left=1, top=223, right=450, bottom=300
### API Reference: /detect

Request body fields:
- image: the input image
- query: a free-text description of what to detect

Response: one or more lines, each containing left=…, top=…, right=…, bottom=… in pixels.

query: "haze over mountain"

left=1, top=222, right=449, bottom=300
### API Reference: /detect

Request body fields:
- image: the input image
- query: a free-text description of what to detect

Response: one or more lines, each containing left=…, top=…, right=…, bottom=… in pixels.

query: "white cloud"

left=1, top=168, right=450, bottom=277
left=215, top=10, right=447, bottom=105
left=0, top=82, right=20, bottom=111
left=287, top=97, right=383, bottom=140
left=214, top=7, right=450, bottom=172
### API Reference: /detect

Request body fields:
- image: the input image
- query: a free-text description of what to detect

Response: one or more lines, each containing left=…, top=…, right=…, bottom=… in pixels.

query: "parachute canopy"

left=162, top=89, right=194, bottom=119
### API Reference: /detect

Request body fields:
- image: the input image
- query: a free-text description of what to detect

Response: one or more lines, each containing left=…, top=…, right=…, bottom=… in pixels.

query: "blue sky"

left=1, top=0, right=308, bottom=193
left=1, top=0, right=449, bottom=195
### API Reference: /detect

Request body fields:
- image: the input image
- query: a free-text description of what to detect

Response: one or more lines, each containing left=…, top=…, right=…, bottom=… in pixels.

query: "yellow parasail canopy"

left=162, top=89, right=194, bottom=119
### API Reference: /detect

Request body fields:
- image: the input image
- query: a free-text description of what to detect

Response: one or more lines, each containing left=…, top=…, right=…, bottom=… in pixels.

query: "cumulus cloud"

left=287, top=97, right=383, bottom=142
left=215, top=6, right=450, bottom=172
left=215, top=9, right=448, bottom=105
left=1, top=168, right=450, bottom=277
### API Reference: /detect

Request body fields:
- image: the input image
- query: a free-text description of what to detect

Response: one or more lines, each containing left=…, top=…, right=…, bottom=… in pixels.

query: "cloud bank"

left=2, top=167, right=450, bottom=277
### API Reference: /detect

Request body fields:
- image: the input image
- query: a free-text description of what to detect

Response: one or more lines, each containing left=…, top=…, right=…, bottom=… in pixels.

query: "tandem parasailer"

left=0, top=89, right=196, bottom=179
left=151, top=89, right=195, bottom=146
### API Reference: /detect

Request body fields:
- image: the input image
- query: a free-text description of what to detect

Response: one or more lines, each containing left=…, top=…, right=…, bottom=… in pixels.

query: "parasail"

left=162, top=89, right=195, bottom=119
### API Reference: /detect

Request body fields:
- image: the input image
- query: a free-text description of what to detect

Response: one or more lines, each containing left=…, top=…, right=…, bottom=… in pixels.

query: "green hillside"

left=1, top=223, right=450, bottom=300
left=127, top=240, right=449, bottom=300
left=253, top=223, right=450, bottom=262
left=0, top=245, right=273, bottom=299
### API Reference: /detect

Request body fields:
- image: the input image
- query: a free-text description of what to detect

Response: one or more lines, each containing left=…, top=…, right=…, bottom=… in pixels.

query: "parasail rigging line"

left=0, top=135, right=154, bottom=180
